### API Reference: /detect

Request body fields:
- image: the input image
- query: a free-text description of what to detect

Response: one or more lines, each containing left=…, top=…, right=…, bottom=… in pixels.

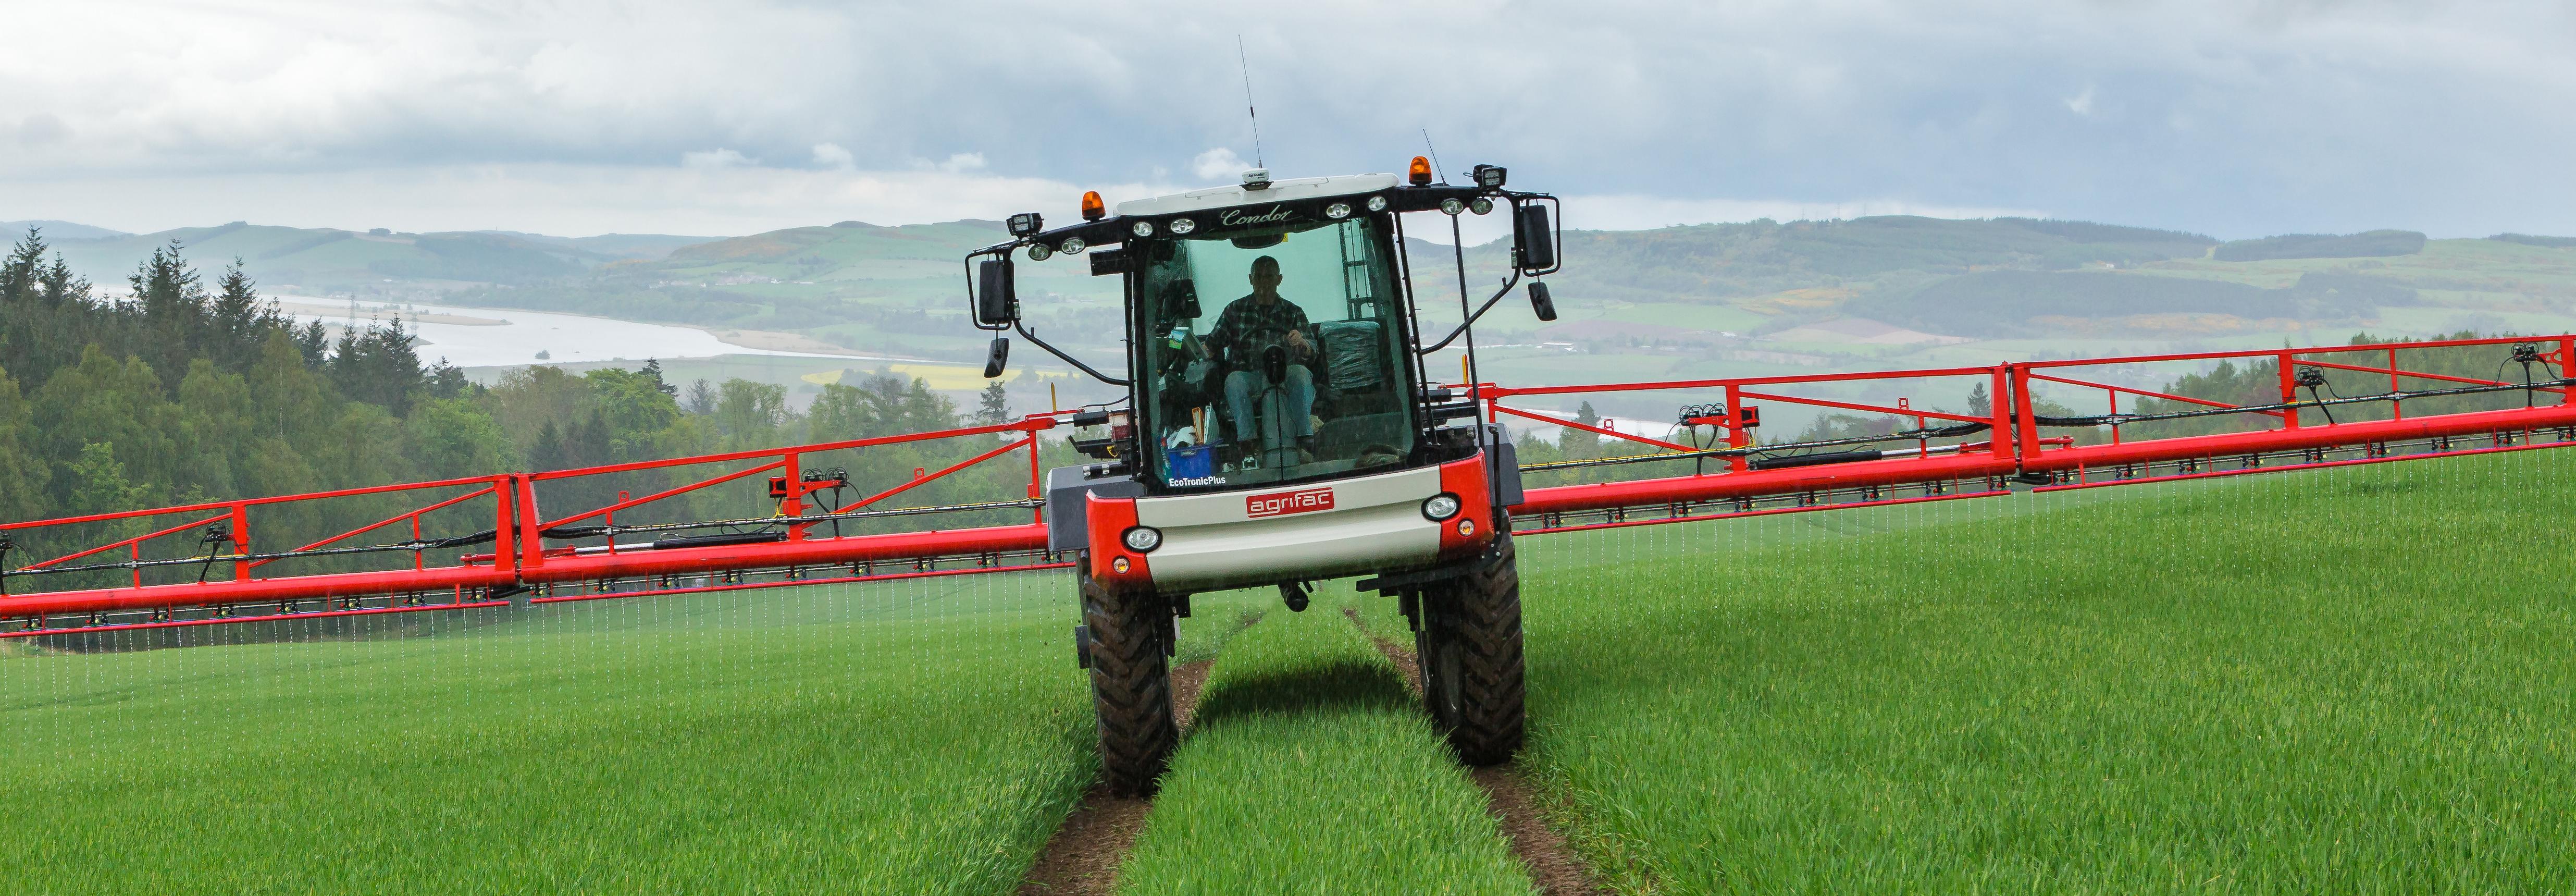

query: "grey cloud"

left=3, top=0, right=2572, bottom=238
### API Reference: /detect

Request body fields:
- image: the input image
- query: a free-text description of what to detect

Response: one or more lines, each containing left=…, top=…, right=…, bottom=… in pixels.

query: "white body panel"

left=1115, top=173, right=1402, bottom=218
left=1134, top=464, right=1442, bottom=592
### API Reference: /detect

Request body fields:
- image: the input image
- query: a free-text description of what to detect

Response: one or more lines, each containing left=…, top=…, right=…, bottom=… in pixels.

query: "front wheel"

left=1079, top=556, right=1177, bottom=795
left=1414, top=531, right=1526, bottom=765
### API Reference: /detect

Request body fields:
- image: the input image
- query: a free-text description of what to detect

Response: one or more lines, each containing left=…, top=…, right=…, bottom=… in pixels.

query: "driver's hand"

left=1285, top=329, right=1312, bottom=355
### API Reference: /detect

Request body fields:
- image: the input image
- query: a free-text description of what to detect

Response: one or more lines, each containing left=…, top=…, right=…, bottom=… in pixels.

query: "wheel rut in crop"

left=1347, top=607, right=1609, bottom=896
left=1018, top=657, right=1209, bottom=895
left=1024, top=605, right=1271, bottom=895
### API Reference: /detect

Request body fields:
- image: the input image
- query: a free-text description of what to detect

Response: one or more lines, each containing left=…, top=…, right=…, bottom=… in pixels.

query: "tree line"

left=1, top=229, right=1052, bottom=592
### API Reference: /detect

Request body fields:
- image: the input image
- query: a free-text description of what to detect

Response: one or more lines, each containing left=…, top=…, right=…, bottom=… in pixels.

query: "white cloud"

left=936, top=152, right=986, bottom=173
left=811, top=142, right=854, bottom=168
left=1191, top=148, right=1247, bottom=181
left=680, top=148, right=754, bottom=169
left=2063, top=86, right=2096, bottom=116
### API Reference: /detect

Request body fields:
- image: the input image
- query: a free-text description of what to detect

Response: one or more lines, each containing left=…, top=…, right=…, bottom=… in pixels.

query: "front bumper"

left=1087, top=453, right=1495, bottom=593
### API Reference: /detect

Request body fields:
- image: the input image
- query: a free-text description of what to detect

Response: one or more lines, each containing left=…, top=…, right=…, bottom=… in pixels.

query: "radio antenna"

left=1237, top=35, right=1264, bottom=169
left=1420, top=128, right=1445, bottom=184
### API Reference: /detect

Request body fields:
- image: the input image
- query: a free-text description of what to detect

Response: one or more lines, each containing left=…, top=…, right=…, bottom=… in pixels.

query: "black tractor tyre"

left=1414, top=531, right=1526, bottom=766
left=1078, top=556, right=1179, bottom=796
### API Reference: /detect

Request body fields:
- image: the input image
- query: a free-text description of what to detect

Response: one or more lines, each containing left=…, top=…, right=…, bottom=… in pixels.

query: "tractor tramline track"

left=3, top=333, right=2571, bottom=640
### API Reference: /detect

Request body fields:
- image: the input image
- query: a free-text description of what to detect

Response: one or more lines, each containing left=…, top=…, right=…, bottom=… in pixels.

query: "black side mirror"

left=974, top=259, right=1017, bottom=327
left=1528, top=281, right=1557, bottom=322
left=1513, top=203, right=1556, bottom=272
left=983, top=337, right=1010, bottom=378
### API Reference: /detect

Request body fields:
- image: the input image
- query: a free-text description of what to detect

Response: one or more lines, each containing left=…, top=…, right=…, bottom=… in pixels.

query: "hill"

left=36, top=222, right=717, bottom=296
left=0, top=220, right=126, bottom=242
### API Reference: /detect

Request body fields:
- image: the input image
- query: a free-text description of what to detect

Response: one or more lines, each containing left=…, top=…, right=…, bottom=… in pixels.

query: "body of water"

left=279, top=298, right=876, bottom=369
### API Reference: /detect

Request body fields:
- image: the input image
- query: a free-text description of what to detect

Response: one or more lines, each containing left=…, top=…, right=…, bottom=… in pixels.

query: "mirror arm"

left=1013, top=318, right=1131, bottom=386
left=1417, top=267, right=1524, bottom=356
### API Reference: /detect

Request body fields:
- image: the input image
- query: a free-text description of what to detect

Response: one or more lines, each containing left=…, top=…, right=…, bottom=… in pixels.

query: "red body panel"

left=1085, top=494, right=1151, bottom=590
left=1437, top=452, right=1498, bottom=558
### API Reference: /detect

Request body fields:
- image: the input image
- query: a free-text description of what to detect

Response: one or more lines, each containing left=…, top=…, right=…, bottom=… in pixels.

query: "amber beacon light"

left=1407, top=155, right=1433, bottom=186
left=1080, top=191, right=1106, bottom=221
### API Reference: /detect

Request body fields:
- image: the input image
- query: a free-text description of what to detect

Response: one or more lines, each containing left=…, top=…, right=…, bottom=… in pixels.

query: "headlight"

left=1169, top=217, right=1197, bottom=235
left=1122, top=526, right=1162, bottom=553
left=1421, top=494, right=1461, bottom=521
left=1366, top=195, right=1389, bottom=212
left=1131, top=220, right=1156, bottom=238
left=1469, top=198, right=1494, bottom=215
left=1060, top=237, right=1087, bottom=255
left=1440, top=198, right=1465, bottom=216
left=1324, top=202, right=1352, bottom=219
left=1026, top=243, right=1052, bottom=261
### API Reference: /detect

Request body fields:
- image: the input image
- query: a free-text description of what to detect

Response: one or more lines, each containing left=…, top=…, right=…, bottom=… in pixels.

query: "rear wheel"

left=1414, top=530, right=1526, bottom=765
left=1079, top=556, right=1178, bottom=795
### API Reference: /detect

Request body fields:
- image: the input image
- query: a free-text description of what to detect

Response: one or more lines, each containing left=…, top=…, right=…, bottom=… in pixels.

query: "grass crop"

left=0, top=571, right=1094, bottom=894
left=1117, top=595, right=1536, bottom=895
left=1513, top=448, right=2576, bottom=892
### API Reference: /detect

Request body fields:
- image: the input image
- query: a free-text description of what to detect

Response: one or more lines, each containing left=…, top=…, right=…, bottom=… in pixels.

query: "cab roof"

left=1114, top=173, right=1402, bottom=217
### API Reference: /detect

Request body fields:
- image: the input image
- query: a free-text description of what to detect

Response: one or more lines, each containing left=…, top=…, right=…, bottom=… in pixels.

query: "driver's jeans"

left=1223, top=365, right=1314, bottom=449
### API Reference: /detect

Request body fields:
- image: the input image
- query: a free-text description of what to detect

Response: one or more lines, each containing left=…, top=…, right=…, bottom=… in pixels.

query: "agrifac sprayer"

left=964, top=158, right=1563, bottom=793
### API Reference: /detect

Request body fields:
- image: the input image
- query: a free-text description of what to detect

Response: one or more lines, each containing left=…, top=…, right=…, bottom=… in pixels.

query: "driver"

left=1206, top=255, right=1316, bottom=456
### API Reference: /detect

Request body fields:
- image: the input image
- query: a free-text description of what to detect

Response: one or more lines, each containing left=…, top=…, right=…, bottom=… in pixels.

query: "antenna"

left=1420, top=128, right=1445, bottom=184
left=1237, top=36, right=1263, bottom=169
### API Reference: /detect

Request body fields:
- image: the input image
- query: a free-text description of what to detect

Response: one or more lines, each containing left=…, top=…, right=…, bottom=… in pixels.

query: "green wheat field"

left=3, top=448, right=2570, bottom=893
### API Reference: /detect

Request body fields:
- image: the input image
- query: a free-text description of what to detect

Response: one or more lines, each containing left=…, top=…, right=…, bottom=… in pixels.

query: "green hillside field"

left=5, top=446, right=2569, bottom=892
left=24, top=212, right=2576, bottom=401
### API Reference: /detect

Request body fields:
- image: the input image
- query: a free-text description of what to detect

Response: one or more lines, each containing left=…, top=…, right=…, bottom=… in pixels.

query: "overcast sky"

left=5, top=1, right=2572, bottom=240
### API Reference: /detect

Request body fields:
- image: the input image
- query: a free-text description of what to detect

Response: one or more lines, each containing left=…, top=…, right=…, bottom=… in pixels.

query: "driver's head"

left=1249, top=255, right=1282, bottom=294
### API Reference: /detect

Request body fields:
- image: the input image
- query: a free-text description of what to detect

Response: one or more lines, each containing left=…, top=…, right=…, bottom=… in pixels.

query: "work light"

left=1469, top=198, right=1494, bottom=215
left=1324, top=202, right=1352, bottom=219
left=1131, top=220, right=1156, bottom=238
left=1421, top=494, right=1462, bottom=521
left=1472, top=165, right=1507, bottom=188
left=1060, top=237, right=1087, bottom=255
left=1366, top=195, right=1388, bottom=212
left=1007, top=213, right=1044, bottom=236
left=1169, top=217, right=1197, bottom=235
left=1440, top=199, right=1466, bottom=216
left=1122, top=526, right=1162, bottom=553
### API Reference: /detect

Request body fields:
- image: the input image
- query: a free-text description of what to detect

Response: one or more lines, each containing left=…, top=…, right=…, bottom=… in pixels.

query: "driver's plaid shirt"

left=1206, top=294, right=1310, bottom=363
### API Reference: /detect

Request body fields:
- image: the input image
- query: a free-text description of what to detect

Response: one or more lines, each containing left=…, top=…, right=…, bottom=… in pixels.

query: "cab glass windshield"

left=1134, top=213, right=1415, bottom=488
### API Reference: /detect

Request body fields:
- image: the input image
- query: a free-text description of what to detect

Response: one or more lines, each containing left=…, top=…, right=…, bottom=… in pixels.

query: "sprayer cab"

left=959, top=159, right=1561, bottom=793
